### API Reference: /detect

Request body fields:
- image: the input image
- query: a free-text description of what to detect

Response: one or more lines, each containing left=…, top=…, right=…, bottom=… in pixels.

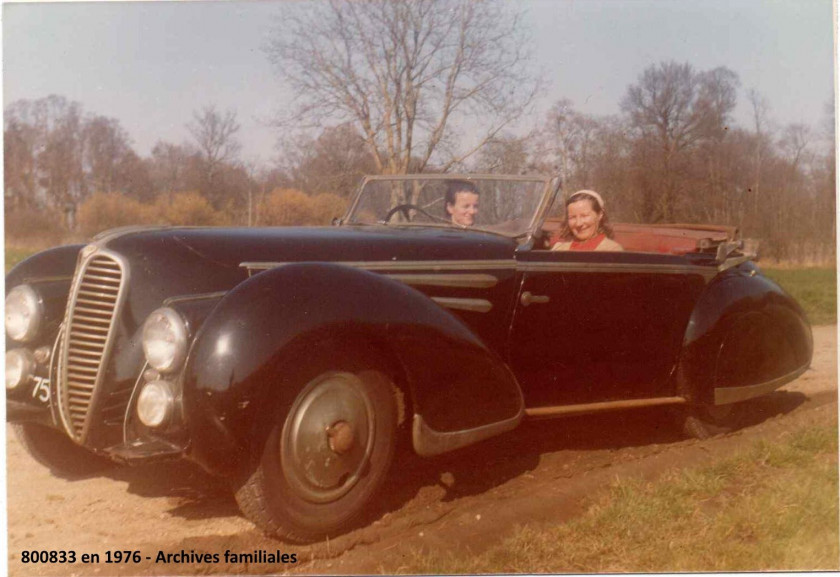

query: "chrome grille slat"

left=76, top=292, right=118, bottom=302
left=57, top=250, right=127, bottom=441
left=68, top=366, right=99, bottom=375
left=76, top=297, right=116, bottom=306
left=81, top=272, right=120, bottom=281
left=69, top=333, right=108, bottom=342
left=76, top=307, right=111, bottom=323
left=67, top=357, right=100, bottom=366
left=73, top=306, right=113, bottom=317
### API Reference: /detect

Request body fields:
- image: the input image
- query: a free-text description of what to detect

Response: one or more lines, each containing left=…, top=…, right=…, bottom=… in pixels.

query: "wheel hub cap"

left=328, top=420, right=355, bottom=454
left=281, top=372, right=375, bottom=503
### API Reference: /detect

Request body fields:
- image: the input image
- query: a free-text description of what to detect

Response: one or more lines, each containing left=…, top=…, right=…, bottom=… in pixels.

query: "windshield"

left=345, top=175, right=551, bottom=237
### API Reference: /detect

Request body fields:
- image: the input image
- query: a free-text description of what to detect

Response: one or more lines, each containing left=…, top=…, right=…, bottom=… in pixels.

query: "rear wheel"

left=13, top=422, right=113, bottom=477
left=234, top=365, right=398, bottom=542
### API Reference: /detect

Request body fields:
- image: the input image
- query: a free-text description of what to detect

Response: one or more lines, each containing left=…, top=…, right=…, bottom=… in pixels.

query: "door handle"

left=520, top=291, right=550, bottom=306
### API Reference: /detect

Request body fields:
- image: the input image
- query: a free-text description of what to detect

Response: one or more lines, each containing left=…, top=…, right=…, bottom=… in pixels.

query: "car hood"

left=98, top=225, right=516, bottom=320
left=105, top=224, right=516, bottom=267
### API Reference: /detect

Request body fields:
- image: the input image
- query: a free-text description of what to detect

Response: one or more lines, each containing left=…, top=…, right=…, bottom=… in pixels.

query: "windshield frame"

left=343, top=174, right=559, bottom=242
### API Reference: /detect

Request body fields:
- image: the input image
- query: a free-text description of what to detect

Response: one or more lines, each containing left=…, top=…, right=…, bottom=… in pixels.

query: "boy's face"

left=446, top=191, right=479, bottom=227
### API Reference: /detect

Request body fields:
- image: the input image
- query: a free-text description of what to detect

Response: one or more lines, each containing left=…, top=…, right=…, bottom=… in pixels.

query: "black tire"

left=680, top=403, right=743, bottom=440
left=13, top=422, right=113, bottom=478
left=234, top=366, right=398, bottom=543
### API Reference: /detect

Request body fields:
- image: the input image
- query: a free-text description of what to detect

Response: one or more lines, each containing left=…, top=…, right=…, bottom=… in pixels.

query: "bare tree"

left=82, top=115, right=133, bottom=194
left=475, top=133, right=530, bottom=174
left=279, top=123, right=377, bottom=198
left=266, top=0, right=539, bottom=177
left=539, top=99, right=601, bottom=189
left=4, top=109, right=40, bottom=210
left=746, top=88, right=772, bottom=218
left=188, top=106, right=241, bottom=169
left=621, top=62, right=739, bottom=221
left=187, top=106, right=242, bottom=206
left=149, top=141, right=199, bottom=202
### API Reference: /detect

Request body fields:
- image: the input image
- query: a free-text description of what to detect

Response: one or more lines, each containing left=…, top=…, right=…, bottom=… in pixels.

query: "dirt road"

left=7, top=326, right=837, bottom=576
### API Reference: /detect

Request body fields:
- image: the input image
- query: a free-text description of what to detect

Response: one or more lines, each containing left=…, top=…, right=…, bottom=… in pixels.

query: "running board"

left=525, top=396, right=687, bottom=419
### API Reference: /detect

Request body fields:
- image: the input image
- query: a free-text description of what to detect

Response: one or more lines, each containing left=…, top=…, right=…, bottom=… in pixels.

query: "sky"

left=2, top=0, right=835, bottom=165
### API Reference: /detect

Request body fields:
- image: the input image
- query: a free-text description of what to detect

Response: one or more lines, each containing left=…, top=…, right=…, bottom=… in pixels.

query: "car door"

left=508, top=248, right=709, bottom=408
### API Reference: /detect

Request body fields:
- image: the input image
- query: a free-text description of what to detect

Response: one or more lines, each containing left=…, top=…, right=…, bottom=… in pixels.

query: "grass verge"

left=763, top=266, right=837, bottom=325
left=404, top=422, right=839, bottom=573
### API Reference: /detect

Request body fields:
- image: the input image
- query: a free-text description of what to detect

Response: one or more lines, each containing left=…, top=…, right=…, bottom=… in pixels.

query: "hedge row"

left=6, top=189, right=349, bottom=242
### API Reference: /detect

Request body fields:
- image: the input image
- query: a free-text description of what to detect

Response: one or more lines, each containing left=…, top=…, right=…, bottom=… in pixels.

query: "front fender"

left=6, top=244, right=83, bottom=286
left=182, top=263, right=523, bottom=476
left=6, top=245, right=83, bottom=419
left=678, top=263, right=812, bottom=405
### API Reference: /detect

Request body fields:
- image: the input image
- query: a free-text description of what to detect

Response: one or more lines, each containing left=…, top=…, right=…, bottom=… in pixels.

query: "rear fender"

left=182, top=263, right=523, bottom=477
left=678, top=263, right=812, bottom=405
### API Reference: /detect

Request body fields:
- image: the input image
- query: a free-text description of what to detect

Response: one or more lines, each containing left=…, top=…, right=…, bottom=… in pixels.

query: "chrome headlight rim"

left=6, top=348, right=36, bottom=390
left=5, top=284, right=44, bottom=343
left=141, top=307, right=188, bottom=373
left=137, top=380, right=175, bottom=428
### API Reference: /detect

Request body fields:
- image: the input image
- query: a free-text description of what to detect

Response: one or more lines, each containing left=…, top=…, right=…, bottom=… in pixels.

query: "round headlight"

left=137, top=380, right=174, bottom=427
left=142, top=307, right=188, bottom=372
left=5, top=285, right=43, bottom=342
left=6, top=349, right=35, bottom=390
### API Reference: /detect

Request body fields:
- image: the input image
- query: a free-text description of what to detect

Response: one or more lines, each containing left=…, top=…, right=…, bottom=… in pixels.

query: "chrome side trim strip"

left=431, top=297, right=493, bottom=313
left=385, top=273, right=498, bottom=289
left=714, top=364, right=809, bottom=405
left=518, top=261, right=717, bottom=280
left=412, top=410, right=523, bottom=457
left=241, top=260, right=515, bottom=273
left=242, top=259, right=718, bottom=280
left=525, top=396, right=687, bottom=419
left=163, top=291, right=228, bottom=305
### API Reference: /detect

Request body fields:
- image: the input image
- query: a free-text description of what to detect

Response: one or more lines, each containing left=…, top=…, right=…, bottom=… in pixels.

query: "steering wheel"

left=384, top=203, right=441, bottom=224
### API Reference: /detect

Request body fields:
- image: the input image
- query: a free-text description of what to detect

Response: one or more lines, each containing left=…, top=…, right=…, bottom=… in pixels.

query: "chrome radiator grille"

left=58, top=250, right=126, bottom=441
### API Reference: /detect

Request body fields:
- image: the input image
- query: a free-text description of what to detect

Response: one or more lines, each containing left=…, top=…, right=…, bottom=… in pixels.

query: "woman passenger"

left=551, top=190, right=623, bottom=251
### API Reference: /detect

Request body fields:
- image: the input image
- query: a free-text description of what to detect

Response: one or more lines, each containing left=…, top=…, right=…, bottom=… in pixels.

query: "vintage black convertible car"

left=6, top=174, right=812, bottom=542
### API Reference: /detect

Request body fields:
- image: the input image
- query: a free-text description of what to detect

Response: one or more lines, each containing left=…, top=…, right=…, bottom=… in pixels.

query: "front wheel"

left=234, top=367, right=398, bottom=542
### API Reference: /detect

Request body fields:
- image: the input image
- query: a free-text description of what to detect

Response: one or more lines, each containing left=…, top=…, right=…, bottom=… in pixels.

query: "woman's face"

left=446, top=191, right=479, bottom=226
left=567, top=198, right=603, bottom=241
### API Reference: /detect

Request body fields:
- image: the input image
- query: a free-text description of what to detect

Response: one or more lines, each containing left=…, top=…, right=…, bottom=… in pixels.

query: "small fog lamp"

left=137, top=380, right=175, bottom=428
left=6, top=349, right=35, bottom=390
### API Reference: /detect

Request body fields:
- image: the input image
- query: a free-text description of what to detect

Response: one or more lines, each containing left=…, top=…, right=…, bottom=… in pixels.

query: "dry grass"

left=762, top=266, right=837, bottom=325
left=403, top=422, right=839, bottom=573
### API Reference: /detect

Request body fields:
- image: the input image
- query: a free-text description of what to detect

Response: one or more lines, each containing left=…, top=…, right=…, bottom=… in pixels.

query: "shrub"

left=77, top=192, right=155, bottom=238
left=311, top=193, right=348, bottom=224
left=258, top=188, right=317, bottom=226
left=5, top=206, right=68, bottom=247
left=153, top=192, right=225, bottom=226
